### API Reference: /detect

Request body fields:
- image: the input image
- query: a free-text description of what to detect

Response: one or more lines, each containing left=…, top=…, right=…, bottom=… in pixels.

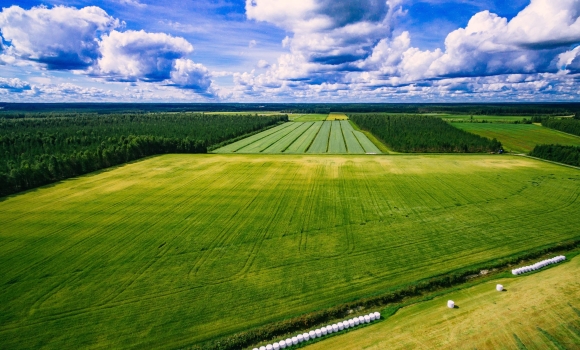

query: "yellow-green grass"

left=214, top=122, right=381, bottom=154
left=307, top=254, right=580, bottom=350
left=453, top=123, right=580, bottom=153
left=1, top=154, right=580, bottom=349
left=290, top=114, right=329, bottom=122
left=327, top=113, right=349, bottom=120
left=442, top=115, right=531, bottom=123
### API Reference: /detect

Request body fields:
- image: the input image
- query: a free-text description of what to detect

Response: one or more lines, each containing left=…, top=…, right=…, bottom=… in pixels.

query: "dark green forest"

left=0, top=113, right=286, bottom=197
left=541, top=117, right=580, bottom=137
left=530, top=145, right=580, bottom=167
left=348, top=114, right=502, bottom=153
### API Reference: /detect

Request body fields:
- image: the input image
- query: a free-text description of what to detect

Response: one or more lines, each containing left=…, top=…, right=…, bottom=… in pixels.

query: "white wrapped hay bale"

left=369, top=313, right=376, bottom=321
left=374, top=312, right=381, bottom=319
left=496, top=284, right=503, bottom=291
left=285, top=338, right=292, bottom=347
left=352, top=318, right=358, bottom=326
left=297, top=334, right=303, bottom=343
left=266, top=344, right=273, bottom=350
left=343, top=320, right=350, bottom=329
left=291, top=336, right=298, bottom=345
left=321, top=327, right=328, bottom=336
left=338, top=322, right=344, bottom=331
left=273, top=343, right=280, bottom=350
left=260, top=346, right=266, bottom=350
left=326, top=325, right=333, bottom=334
left=358, top=316, right=365, bottom=324
left=447, top=300, right=455, bottom=308
left=315, top=329, right=322, bottom=337
left=332, top=324, right=338, bottom=332
left=302, top=333, right=309, bottom=341
left=364, top=315, right=371, bottom=323
left=279, top=340, right=286, bottom=349
left=309, top=330, right=316, bottom=339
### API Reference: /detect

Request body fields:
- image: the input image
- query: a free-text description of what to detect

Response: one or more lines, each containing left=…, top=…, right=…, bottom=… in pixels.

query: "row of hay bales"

left=252, top=312, right=381, bottom=350
left=511, top=255, right=565, bottom=275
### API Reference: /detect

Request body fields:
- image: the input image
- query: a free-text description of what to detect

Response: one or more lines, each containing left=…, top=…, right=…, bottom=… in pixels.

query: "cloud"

left=114, top=0, right=147, bottom=8
left=94, top=30, right=193, bottom=82
left=249, top=40, right=257, bottom=48
left=257, top=59, right=270, bottom=68
left=169, top=58, right=214, bottom=95
left=0, top=5, right=120, bottom=69
left=0, top=77, right=31, bottom=92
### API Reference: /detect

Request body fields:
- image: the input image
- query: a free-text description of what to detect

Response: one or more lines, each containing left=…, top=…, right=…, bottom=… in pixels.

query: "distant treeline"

left=0, top=113, right=286, bottom=197
left=348, top=114, right=502, bottom=153
left=1, top=102, right=579, bottom=116
left=530, top=145, right=580, bottom=167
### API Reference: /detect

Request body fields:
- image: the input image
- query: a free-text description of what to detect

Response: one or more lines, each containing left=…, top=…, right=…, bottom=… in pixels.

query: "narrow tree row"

left=348, top=114, right=502, bottom=153
left=0, top=113, right=287, bottom=197
left=541, top=117, right=580, bottom=137
left=530, top=145, right=580, bottom=167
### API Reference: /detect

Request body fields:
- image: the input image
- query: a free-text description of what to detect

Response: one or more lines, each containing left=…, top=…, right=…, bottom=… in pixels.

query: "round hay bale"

left=496, top=284, right=503, bottom=291
left=266, top=345, right=273, bottom=350
left=260, top=347, right=266, bottom=350
left=273, top=343, right=280, bottom=350
left=292, top=336, right=298, bottom=345
left=364, top=315, right=371, bottom=323
left=332, top=324, right=338, bottom=332
left=297, top=334, right=304, bottom=343
left=338, top=322, right=344, bottom=331
left=349, top=319, right=355, bottom=327
left=374, top=312, right=381, bottom=319
left=279, top=340, right=286, bottom=349
left=447, top=300, right=455, bottom=308
left=285, top=338, right=292, bottom=347
left=309, top=330, right=316, bottom=339
left=358, top=316, right=365, bottom=324
left=315, top=329, right=322, bottom=337
left=321, top=327, right=328, bottom=336
left=326, top=325, right=333, bottom=334
left=369, top=313, right=376, bottom=321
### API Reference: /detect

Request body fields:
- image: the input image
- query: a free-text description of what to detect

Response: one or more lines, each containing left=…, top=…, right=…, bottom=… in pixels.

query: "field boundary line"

left=304, top=122, right=323, bottom=153
left=516, top=154, right=580, bottom=171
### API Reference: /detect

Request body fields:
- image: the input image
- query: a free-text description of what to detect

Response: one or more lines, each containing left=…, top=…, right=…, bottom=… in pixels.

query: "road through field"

left=306, top=254, right=580, bottom=350
left=1, top=154, right=579, bottom=349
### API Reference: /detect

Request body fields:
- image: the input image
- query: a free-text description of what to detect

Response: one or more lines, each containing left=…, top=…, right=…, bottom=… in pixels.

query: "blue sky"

left=1, top=0, right=580, bottom=102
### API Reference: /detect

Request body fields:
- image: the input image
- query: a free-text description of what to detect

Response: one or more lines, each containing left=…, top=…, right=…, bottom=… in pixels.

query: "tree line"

left=541, top=117, right=580, bottom=137
left=348, top=114, right=502, bottom=153
left=530, top=145, right=580, bottom=167
left=0, top=113, right=287, bottom=197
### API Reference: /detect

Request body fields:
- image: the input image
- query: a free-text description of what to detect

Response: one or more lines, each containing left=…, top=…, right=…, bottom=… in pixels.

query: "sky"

left=1, top=0, right=580, bottom=102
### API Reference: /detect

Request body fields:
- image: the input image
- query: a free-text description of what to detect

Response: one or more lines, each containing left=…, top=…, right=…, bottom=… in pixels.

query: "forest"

left=530, top=145, right=580, bottom=167
left=541, top=117, right=580, bottom=137
left=348, top=114, right=502, bottom=153
left=0, top=113, right=286, bottom=197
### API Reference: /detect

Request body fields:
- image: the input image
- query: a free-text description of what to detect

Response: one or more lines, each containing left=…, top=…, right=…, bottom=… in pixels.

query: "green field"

left=1, top=154, right=580, bottom=349
left=442, top=115, right=530, bottom=123
left=307, top=254, right=580, bottom=350
left=214, top=121, right=381, bottom=154
left=453, top=123, right=580, bottom=153
left=289, top=114, right=328, bottom=122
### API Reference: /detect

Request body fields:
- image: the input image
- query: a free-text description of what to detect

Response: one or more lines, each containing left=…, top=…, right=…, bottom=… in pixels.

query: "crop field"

left=453, top=123, right=580, bottom=153
left=327, top=113, right=349, bottom=120
left=290, top=114, right=329, bottom=122
left=307, top=254, right=580, bottom=350
left=1, top=154, right=580, bottom=349
left=442, top=115, right=531, bottom=123
left=214, top=121, right=381, bottom=154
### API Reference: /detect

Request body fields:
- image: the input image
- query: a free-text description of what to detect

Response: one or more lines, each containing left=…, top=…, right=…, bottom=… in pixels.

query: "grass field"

left=442, top=115, right=530, bottom=123
left=453, top=123, right=580, bottom=153
left=1, top=154, right=580, bottom=349
left=290, top=114, right=328, bottom=122
left=214, top=121, right=381, bottom=154
left=307, top=254, right=580, bottom=350
left=327, top=113, right=349, bottom=120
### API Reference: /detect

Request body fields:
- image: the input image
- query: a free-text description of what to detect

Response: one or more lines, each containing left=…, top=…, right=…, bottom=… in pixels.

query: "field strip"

left=262, top=122, right=314, bottom=153
left=328, top=121, right=347, bottom=154
left=284, top=122, right=324, bottom=153
left=213, top=123, right=294, bottom=153
left=237, top=122, right=303, bottom=153
left=353, top=130, right=382, bottom=153
left=340, top=121, right=365, bottom=154
left=307, top=121, right=332, bottom=153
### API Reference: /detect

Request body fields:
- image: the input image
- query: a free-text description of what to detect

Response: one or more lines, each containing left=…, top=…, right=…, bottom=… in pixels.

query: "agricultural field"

left=1, top=154, right=580, bottom=349
left=327, top=113, right=349, bottom=120
left=290, top=114, right=328, bottom=122
left=453, top=123, right=580, bottom=153
left=442, top=115, right=531, bottom=123
left=307, top=254, right=580, bottom=350
left=213, top=121, right=381, bottom=154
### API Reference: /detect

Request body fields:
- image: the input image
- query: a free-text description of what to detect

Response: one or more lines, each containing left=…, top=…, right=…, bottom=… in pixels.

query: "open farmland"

left=214, top=121, right=381, bottom=154
left=327, top=113, right=349, bottom=120
left=290, top=114, right=328, bottom=122
left=307, top=254, right=580, bottom=350
left=1, top=154, right=580, bottom=349
left=453, top=123, right=580, bottom=153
